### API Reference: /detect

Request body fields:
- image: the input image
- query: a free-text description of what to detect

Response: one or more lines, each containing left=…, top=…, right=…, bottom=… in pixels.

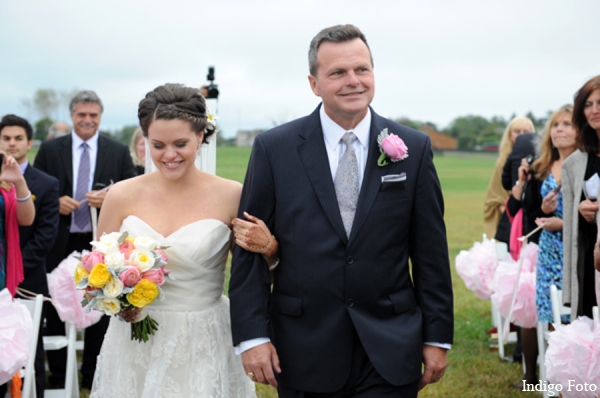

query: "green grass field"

left=216, top=148, right=525, bottom=397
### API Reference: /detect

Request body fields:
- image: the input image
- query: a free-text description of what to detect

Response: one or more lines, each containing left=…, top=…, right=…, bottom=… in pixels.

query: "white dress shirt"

left=70, top=131, right=99, bottom=233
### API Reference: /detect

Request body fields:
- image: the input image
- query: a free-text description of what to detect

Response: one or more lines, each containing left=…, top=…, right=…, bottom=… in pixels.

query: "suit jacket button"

left=346, top=256, right=353, bottom=264
left=347, top=299, right=354, bottom=307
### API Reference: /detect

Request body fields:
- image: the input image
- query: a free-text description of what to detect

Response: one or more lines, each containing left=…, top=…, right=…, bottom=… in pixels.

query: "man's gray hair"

left=69, top=90, right=104, bottom=114
left=308, top=24, right=373, bottom=76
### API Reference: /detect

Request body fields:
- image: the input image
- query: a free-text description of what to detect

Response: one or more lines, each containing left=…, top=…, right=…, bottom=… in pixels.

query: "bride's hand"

left=232, top=212, right=278, bottom=260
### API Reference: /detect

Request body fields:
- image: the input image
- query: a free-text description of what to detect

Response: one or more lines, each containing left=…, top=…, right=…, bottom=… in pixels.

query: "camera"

left=526, top=154, right=535, bottom=165
left=204, top=66, right=219, bottom=99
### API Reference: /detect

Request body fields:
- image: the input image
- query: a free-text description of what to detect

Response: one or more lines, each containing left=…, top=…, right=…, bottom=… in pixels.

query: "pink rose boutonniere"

left=377, top=128, right=408, bottom=167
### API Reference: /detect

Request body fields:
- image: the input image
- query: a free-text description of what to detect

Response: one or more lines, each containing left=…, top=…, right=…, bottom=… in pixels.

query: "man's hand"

left=86, top=188, right=107, bottom=209
left=59, top=195, right=80, bottom=215
left=578, top=199, right=598, bottom=223
left=241, top=342, right=281, bottom=387
left=419, top=345, right=448, bottom=390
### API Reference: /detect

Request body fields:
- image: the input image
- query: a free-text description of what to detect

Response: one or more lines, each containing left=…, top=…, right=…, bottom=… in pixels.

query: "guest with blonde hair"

left=129, top=127, right=145, bottom=175
left=530, top=105, right=576, bottom=324
left=484, top=117, right=535, bottom=240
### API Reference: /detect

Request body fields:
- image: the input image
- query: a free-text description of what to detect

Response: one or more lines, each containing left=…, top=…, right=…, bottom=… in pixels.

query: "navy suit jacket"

left=18, top=165, right=60, bottom=296
left=33, top=133, right=136, bottom=271
left=229, top=106, right=454, bottom=392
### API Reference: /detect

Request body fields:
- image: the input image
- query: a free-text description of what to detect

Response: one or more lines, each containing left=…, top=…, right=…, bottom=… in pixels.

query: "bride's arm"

left=96, top=181, right=131, bottom=237
left=232, top=212, right=279, bottom=270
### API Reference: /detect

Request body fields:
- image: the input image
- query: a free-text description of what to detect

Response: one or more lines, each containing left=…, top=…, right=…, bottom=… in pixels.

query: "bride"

left=90, top=84, right=275, bottom=397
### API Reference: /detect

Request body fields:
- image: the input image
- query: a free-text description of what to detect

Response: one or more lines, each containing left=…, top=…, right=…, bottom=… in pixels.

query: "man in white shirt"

left=34, top=90, right=136, bottom=391
left=230, top=24, right=453, bottom=397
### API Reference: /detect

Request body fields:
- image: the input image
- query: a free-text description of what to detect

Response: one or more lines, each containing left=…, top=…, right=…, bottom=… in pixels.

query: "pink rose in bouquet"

left=119, top=266, right=142, bottom=287
left=155, top=248, right=168, bottom=263
left=81, top=251, right=104, bottom=272
left=142, top=266, right=169, bottom=286
left=119, top=240, right=135, bottom=260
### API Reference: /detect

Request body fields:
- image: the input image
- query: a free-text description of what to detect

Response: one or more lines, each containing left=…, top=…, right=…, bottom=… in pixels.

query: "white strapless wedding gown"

left=90, top=216, right=255, bottom=398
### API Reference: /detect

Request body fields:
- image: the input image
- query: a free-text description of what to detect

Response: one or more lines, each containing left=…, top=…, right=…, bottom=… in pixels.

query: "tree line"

left=21, top=88, right=551, bottom=150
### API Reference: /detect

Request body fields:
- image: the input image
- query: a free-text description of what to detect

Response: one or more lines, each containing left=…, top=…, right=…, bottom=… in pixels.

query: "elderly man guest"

left=230, top=24, right=453, bottom=397
left=34, top=90, right=136, bottom=391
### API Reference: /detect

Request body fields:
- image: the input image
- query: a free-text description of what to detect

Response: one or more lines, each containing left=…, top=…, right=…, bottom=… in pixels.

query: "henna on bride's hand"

left=245, top=225, right=271, bottom=250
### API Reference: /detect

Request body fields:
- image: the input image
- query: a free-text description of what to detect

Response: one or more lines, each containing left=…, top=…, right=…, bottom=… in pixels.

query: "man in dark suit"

left=34, top=90, right=136, bottom=391
left=0, top=114, right=59, bottom=398
left=229, top=25, right=454, bottom=397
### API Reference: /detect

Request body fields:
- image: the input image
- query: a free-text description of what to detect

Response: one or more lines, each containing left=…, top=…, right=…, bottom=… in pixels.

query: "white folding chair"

left=492, top=242, right=517, bottom=359
left=44, top=275, right=80, bottom=398
left=537, top=285, right=571, bottom=398
left=15, top=294, right=44, bottom=398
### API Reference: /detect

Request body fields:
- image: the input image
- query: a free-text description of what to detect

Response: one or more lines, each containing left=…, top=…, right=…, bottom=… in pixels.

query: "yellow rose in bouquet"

left=126, top=279, right=159, bottom=308
left=88, top=263, right=111, bottom=288
left=74, top=264, right=90, bottom=285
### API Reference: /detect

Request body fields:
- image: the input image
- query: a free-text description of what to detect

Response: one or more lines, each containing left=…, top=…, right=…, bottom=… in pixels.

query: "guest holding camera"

left=563, top=75, right=600, bottom=320
left=507, top=110, right=575, bottom=389
left=484, top=117, right=534, bottom=242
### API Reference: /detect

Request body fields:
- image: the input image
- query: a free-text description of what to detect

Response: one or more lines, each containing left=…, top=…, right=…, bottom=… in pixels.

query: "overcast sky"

left=1, top=0, right=599, bottom=138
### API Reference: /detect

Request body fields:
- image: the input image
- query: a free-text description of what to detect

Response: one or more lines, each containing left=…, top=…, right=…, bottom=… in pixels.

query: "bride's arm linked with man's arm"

left=232, top=212, right=279, bottom=271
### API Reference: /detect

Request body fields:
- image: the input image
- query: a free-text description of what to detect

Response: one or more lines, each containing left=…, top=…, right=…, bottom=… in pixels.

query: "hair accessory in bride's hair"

left=206, top=106, right=218, bottom=131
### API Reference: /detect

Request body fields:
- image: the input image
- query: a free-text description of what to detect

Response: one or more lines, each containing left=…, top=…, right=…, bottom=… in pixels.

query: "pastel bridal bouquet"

left=74, top=232, right=172, bottom=342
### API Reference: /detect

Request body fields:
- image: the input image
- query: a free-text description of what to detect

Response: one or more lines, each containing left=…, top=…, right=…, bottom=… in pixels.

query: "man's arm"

left=408, top=137, right=453, bottom=387
left=229, top=135, right=280, bottom=386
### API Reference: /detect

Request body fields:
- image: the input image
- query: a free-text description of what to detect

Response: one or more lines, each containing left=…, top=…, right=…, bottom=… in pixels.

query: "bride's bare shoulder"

left=105, top=174, right=153, bottom=202
left=208, top=174, right=242, bottom=198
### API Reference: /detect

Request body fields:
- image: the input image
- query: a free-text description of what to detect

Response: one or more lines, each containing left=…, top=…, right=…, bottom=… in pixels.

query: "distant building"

left=420, top=126, right=457, bottom=150
left=236, top=129, right=263, bottom=147
left=481, top=142, right=499, bottom=152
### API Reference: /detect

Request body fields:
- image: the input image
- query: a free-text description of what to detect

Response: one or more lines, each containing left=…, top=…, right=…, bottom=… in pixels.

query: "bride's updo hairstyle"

left=138, top=83, right=213, bottom=144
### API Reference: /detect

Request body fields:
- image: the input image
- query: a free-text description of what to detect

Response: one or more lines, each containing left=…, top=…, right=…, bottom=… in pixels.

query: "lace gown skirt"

left=91, top=296, right=255, bottom=398
left=90, top=216, right=256, bottom=398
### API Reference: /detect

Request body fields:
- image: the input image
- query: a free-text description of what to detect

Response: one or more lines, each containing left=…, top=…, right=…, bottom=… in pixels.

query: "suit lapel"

left=297, top=108, right=348, bottom=243
left=60, top=135, right=74, bottom=189
left=348, top=111, right=387, bottom=243
left=93, top=134, right=106, bottom=185
left=23, top=165, right=35, bottom=189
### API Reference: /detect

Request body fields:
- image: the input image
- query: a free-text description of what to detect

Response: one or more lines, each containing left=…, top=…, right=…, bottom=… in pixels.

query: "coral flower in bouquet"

left=74, top=232, right=172, bottom=342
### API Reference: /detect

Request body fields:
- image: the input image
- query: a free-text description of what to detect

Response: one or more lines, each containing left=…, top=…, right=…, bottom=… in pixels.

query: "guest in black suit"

left=0, top=115, right=46, bottom=397
left=34, top=90, right=136, bottom=391
left=230, top=25, right=453, bottom=397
